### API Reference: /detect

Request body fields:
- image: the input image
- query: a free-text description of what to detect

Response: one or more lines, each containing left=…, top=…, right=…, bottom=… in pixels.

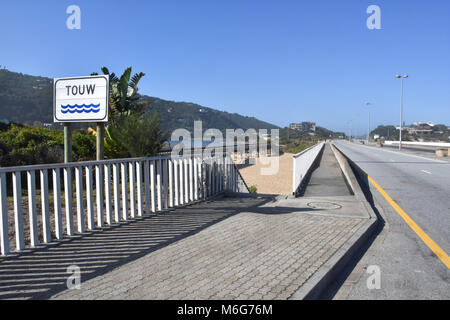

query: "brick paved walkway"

left=52, top=196, right=366, bottom=300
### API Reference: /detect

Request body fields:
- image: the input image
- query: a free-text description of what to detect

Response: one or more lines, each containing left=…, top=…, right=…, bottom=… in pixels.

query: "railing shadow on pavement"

left=0, top=195, right=271, bottom=300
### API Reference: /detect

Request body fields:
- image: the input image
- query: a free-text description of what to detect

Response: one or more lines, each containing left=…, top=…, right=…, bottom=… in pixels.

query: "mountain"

left=0, top=69, right=278, bottom=133
left=0, top=69, right=53, bottom=125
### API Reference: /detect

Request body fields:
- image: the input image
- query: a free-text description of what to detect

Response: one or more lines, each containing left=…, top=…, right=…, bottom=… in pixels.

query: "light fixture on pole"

left=365, top=102, right=373, bottom=145
left=395, top=75, right=408, bottom=150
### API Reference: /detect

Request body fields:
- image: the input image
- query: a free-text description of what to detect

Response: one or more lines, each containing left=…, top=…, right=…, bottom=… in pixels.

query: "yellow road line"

left=368, top=176, right=450, bottom=269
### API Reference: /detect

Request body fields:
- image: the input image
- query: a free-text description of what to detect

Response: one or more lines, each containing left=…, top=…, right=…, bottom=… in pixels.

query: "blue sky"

left=0, top=0, right=449, bottom=134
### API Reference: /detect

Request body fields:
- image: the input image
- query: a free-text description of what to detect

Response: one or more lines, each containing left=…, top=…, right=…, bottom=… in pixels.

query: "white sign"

left=53, top=75, right=109, bottom=122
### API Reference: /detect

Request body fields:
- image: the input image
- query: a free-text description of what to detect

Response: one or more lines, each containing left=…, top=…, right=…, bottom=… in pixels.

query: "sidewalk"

left=51, top=194, right=369, bottom=300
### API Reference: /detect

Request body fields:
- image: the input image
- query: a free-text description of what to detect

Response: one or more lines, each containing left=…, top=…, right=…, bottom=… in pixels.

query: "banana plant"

left=91, top=67, right=148, bottom=123
left=89, top=67, right=150, bottom=158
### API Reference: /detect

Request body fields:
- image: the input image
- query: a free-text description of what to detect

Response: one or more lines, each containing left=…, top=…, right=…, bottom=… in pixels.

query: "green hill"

left=0, top=69, right=278, bottom=133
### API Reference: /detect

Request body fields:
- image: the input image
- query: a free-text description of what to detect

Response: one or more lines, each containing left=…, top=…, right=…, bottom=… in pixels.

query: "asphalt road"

left=328, top=140, right=450, bottom=299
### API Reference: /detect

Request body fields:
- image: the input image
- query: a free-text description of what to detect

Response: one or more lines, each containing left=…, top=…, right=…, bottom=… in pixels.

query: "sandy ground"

left=238, top=153, right=293, bottom=195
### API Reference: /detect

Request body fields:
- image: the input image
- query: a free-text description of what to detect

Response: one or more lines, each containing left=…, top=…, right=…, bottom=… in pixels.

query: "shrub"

left=73, top=130, right=96, bottom=161
left=105, top=112, right=168, bottom=158
left=0, top=125, right=64, bottom=166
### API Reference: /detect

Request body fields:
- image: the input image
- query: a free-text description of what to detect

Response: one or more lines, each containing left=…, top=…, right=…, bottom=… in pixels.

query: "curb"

left=289, top=143, right=378, bottom=300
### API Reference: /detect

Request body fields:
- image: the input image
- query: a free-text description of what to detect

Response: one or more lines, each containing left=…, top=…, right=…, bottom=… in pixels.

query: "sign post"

left=64, top=123, right=72, bottom=163
left=96, top=122, right=105, bottom=160
left=53, top=75, right=109, bottom=163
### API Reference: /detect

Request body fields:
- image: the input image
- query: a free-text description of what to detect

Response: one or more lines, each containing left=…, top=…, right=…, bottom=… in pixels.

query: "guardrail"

left=292, top=142, right=325, bottom=196
left=0, top=153, right=246, bottom=256
left=383, top=141, right=450, bottom=148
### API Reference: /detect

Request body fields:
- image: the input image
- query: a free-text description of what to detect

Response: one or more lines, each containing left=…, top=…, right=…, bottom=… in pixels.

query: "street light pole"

left=396, top=75, right=408, bottom=150
left=365, top=102, right=373, bottom=145
left=350, top=120, right=352, bottom=141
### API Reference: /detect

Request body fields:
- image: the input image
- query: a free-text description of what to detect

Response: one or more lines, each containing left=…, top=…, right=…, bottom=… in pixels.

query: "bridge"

left=0, top=140, right=448, bottom=299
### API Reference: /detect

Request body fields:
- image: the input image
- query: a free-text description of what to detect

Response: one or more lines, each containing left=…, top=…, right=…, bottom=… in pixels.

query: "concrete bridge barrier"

left=292, top=142, right=325, bottom=196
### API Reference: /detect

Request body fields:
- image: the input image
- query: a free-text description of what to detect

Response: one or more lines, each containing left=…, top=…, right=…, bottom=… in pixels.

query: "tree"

left=90, top=67, right=168, bottom=158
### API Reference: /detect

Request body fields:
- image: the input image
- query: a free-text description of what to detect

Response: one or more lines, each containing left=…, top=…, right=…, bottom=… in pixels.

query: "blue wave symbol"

left=61, top=108, right=100, bottom=114
left=61, top=104, right=100, bottom=109
left=60, top=104, right=100, bottom=114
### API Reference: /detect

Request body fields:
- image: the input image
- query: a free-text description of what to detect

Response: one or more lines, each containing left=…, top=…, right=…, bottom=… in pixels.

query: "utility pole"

left=396, top=75, right=408, bottom=150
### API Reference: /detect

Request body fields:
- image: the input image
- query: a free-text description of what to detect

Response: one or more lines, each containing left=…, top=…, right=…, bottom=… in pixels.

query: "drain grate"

left=307, top=202, right=342, bottom=210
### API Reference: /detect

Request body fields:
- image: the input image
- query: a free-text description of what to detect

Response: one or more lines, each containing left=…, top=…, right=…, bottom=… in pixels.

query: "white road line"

left=421, top=170, right=432, bottom=175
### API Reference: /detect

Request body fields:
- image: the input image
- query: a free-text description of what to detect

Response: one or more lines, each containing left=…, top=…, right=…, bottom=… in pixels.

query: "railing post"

left=231, top=162, right=236, bottom=192
left=121, top=163, right=129, bottom=220
left=150, top=161, right=156, bottom=213
left=75, top=166, right=85, bottom=234
left=163, top=159, right=169, bottom=209
left=40, top=169, right=51, bottom=243
left=208, top=159, right=212, bottom=197
left=179, top=158, right=184, bottom=205
left=13, top=171, right=24, bottom=251
left=64, top=167, right=74, bottom=236
left=224, top=156, right=228, bottom=191
left=129, top=162, right=136, bottom=218
left=189, top=157, right=194, bottom=202
left=136, top=161, right=143, bottom=217
left=173, top=158, right=179, bottom=206
left=104, top=164, right=113, bottom=225
left=144, top=160, right=151, bottom=214
left=85, top=166, right=95, bottom=230
left=27, top=170, right=38, bottom=247
left=168, top=159, right=174, bottom=208
left=197, top=157, right=203, bottom=199
left=113, top=163, right=120, bottom=223
left=184, top=158, right=189, bottom=203
left=193, top=157, right=198, bottom=200
left=0, top=173, right=10, bottom=255
left=52, top=168, right=63, bottom=240
left=156, top=160, right=162, bottom=211
left=96, top=165, right=104, bottom=227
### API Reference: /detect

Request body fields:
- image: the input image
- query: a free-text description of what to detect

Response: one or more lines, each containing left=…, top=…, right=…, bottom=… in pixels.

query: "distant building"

left=289, top=123, right=302, bottom=131
left=289, top=122, right=316, bottom=133
left=408, top=122, right=434, bottom=134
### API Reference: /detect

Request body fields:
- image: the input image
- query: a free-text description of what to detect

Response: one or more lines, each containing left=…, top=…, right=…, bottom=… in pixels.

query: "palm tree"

left=91, top=67, right=148, bottom=123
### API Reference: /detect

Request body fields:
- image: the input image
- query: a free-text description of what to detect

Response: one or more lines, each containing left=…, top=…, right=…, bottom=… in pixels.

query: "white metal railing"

left=292, top=142, right=325, bottom=195
left=0, top=153, right=246, bottom=256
